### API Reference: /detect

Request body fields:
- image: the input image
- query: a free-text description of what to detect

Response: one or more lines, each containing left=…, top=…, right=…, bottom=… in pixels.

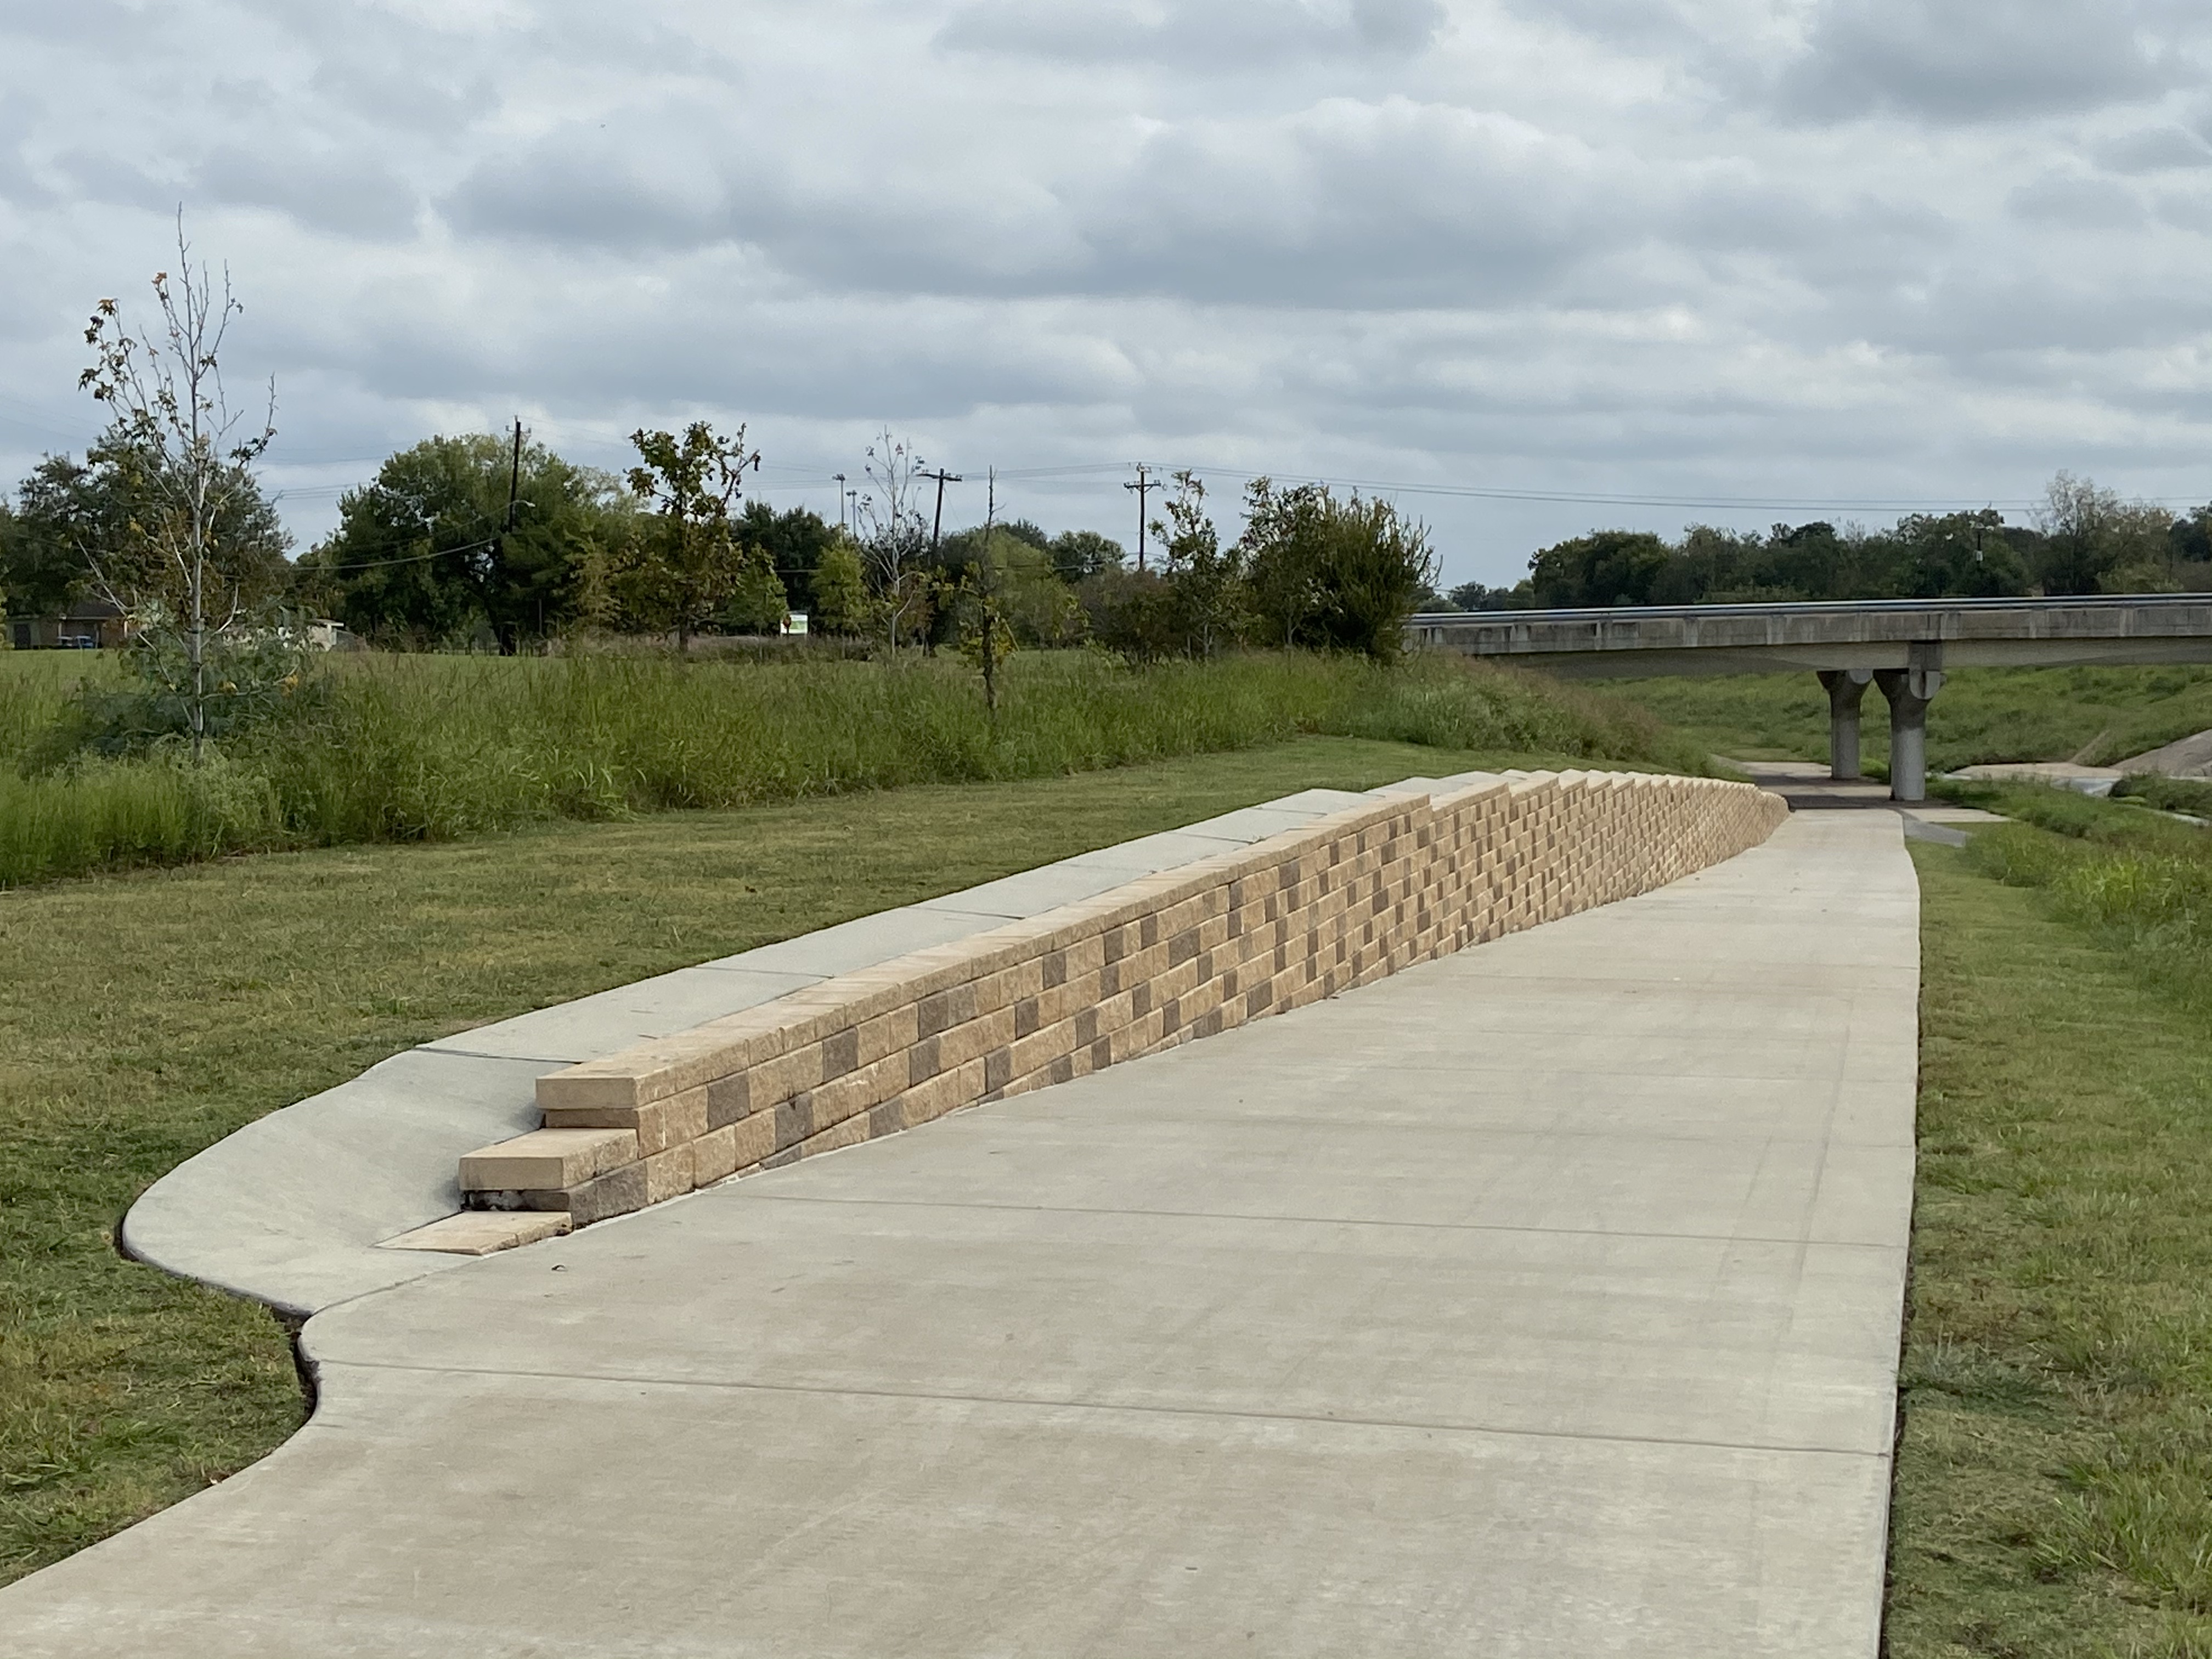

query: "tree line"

left=1440, top=475, right=2212, bottom=612
left=0, top=420, right=1440, bottom=663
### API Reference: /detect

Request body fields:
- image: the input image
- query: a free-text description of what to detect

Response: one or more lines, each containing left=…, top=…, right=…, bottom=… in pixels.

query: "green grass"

left=1890, top=826, right=2212, bottom=1656
left=0, top=648, right=1705, bottom=886
left=1596, top=664, right=2212, bottom=773
left=0, top=733, right=1640, bottom=1588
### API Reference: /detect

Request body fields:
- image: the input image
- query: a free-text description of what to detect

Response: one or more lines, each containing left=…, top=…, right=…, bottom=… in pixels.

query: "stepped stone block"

left=379, top=1211, right=572, bottom=1256
left=459, top=1128, right=637, bottom=1193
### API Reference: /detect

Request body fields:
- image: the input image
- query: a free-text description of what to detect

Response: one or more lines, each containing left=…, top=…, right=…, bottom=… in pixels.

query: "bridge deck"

left=1413, top=594, right=2212, bottom=676
left=0, top=808, right=1915, bottom=1657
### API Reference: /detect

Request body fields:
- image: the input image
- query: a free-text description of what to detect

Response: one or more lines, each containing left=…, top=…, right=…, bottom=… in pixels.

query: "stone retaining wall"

left=458, top=771, right=1788, bottom=1228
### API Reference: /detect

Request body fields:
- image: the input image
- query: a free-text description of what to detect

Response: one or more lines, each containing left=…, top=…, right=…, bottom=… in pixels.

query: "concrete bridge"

left=1409, top=595, right=2212, bottom=802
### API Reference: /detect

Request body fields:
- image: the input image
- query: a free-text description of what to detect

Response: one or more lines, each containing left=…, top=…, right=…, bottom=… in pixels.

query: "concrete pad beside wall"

left=116, top=783, right=1412, bottom=1318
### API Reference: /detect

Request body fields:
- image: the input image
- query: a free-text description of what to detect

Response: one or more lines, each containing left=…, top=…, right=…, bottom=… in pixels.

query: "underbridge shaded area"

left=1409, top=595, right=2212, bottom=802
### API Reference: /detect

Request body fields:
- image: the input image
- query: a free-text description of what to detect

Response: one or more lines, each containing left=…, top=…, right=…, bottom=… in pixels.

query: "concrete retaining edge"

left=456, top=770, right=1790, bottom=1233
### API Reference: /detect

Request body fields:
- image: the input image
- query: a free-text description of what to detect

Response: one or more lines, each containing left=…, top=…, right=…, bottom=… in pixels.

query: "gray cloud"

left=2007, top=172, right=2150, bottom=228
left=935, top=0, right=1447, bottom=65
left=1, top=0, right=2209, bottom=585
left=1776, top=0, right=2192, bottom=124
left=2094, top=124, right=2212, bottom=173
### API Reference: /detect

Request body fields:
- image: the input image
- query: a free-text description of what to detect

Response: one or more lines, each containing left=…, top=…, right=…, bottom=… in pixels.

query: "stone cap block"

left=459, top=1127, right=638, bottom=1192
left=379, top=1210, right=571, bottom=1255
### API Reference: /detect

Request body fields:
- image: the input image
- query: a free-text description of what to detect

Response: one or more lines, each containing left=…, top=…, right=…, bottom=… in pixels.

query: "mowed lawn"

left=1, top=734, right=1576, bottom=1586
left=1891, top=844, right=2212, bottom=1657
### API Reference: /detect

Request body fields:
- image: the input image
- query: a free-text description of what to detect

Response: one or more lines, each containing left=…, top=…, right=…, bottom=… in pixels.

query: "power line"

left=302, top=535, right=499, bottom=574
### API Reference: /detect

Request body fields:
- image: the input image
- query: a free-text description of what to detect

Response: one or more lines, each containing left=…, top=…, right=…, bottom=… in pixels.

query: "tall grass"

left=1959, top=786, right=2212, bottom=1011
left=1603, top=663, right=2212, bottom=772
left=0, top=649, right=1704, bottom=886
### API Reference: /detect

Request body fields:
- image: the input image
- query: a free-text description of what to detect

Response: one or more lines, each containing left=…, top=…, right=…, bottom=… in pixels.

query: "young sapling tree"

left=79, top=218, right=279, bottom=762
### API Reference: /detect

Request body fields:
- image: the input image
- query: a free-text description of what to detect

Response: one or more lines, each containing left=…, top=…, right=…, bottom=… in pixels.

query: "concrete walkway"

left=0, top=809, right=1917, bottom=1657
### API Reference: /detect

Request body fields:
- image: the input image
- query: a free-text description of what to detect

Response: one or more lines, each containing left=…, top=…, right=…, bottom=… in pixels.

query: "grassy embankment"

left=0, top=648, right=1704, bottom=887
left=0, top=645, right=1690, bottom=1589
left=1599, top=664, right=2212, bottom=774
left=1891, top=786, right=2212, bottom=1657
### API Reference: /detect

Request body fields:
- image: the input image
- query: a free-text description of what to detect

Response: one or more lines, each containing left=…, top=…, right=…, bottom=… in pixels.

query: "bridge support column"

left=1816, top=669, right=1874, bottom=781
left=1874, top=650, right=1945, bottom=804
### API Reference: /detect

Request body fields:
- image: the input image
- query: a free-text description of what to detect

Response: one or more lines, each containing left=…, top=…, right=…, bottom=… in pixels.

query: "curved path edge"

left=120, top=782, right=1446, bottom=1317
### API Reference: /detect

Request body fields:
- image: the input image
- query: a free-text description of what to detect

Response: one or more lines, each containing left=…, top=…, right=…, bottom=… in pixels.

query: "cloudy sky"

left=2, top=0, right=2208, bottom=585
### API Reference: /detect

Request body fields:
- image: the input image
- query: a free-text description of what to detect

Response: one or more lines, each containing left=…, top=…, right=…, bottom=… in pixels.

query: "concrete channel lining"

left=116, top=782, right=1423, bottom=1318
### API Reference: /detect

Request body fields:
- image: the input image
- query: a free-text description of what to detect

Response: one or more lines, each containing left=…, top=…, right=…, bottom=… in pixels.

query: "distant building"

left=7, top=599, right=134, bottom=650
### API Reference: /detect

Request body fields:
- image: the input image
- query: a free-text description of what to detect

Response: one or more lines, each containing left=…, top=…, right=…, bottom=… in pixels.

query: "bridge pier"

left=1816, top=669, right=1874, bottom=781
left=1874, top=657, right=1945, bottom=804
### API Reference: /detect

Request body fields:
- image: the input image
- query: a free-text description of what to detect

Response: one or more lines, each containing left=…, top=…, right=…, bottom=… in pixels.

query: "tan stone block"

left=460, top=1127, right=637, bottom=1192
left=642, top=1142, right=695, bottom=1204
left=1009, top=1017, right=1079, bottom=1079
left=972, top=957, right=1043, bottom=1016
left=915, top=982, right=979, bottom=1039
left=751, top=1040, right=827, bottom=1108
left=1061, top=933, right=1106, bottom=979
left=557, top=1085, right=707, bottom=1156
left=381, top=1210, right=572, bottom=1255
left=795, top=1113, right=872, bottom=1160
left=1152, top=953, right=1203, bottom=1006
left=896, top=1056, right=989, bottom=1125
left=691, top=1124, right=740, bottom=1185
left=807, top=1050, right=907, bottom=1131
left=533, top=1068, right=647, bottom=1113
left=1034, top=968, right=1103, bottom=1029
left=936, top=1003, right=1017, bottom=1071
left=550, top=1164, right=648, bottom=1225
left=729, top=1108, right=777, bottom=1170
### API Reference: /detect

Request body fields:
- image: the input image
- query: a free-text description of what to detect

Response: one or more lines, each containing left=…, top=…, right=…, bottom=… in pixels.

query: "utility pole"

left=978, top=466, right=1001, bottom=720
left=919, top=466, right=963, bottom=557
left=491, top=416, right=523, bottom=654
left=1124, top=462, right=1160, bottom=573
left=832, top=472, right=847, bottom=534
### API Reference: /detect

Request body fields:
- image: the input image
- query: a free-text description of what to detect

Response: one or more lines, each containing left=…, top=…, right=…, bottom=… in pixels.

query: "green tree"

left=2172, top=505, right=2212, bottom=571
left=1240, top=479, right=1333, bottom=648
left=2035, top=472, right=2134, bottom=595
left=1889, top=510, right=2029, bottom=599
left=5, top=440, right=290, bottom=630
left=1527, top=529, right=1671, bottom=608
left=625, top=422, right=782, bottom=651
left=1239, top=480, right=1435, bottom=658
left=1047, top=528, right=1124, bottom=583
left=1154, top=471, right=1247, bottom=657
left=810, top=535, right=872, bottom=635
left=297, top=435, right=630, bottom=648
left=735, top=500, right=838, bottom=619
left=1304, top=493, right=1438, bottom=661
left=939, top=523, right=1082, bottom=647
left=1445, top=579, right=1534, bottom=611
